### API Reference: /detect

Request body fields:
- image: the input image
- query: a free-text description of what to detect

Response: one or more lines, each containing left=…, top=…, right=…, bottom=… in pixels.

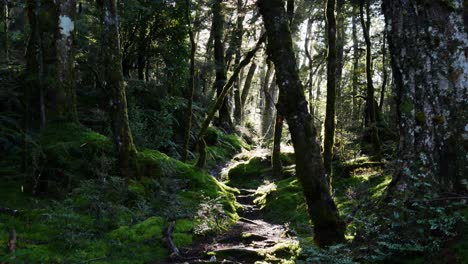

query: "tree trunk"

left=212, top=0, right=232, bottom=132
left=25, top=0, right=78, bottom=127
left=323, top=0, right=337, bottom=179
left=262, top=74, right=277, bottom=140
left=182, top=0, right=196, bottom=162
left=98, top=0, right=138, bottom=178
left=233, top=0, right=245, bottom=126
left=335, top=0, right=345, bottom=123
left=382, top=0, right=467, bottom=195
left=351, top=5, right=359, bottom=122
left=240, top=62, right=257, bottom=123
left=360, top=0, right=381, bottom=155
left=2, top=0, right=8, bottom=62
left=271, top=112, right=284, bottom=178
left=379, top=29, right=387, bottom=112
left=258, top=0, right=345, bottom=247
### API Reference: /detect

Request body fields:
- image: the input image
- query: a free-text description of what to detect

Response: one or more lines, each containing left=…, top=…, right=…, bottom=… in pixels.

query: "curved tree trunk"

left=258, top=0, right=345, bottom=247
left=383, top=0, right=467, bottom=195
left=98, top=0, right=138, bottom=178
left=323, top=0, right=337, bottom=179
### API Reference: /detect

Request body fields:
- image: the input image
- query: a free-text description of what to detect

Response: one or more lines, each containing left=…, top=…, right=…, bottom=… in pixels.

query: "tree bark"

left=233, top=0, right=245, bottom=126
left=351, top=4, right=359, bottom=121
left=335, top=0, right=345, bottom=123
left=98, top=0, right=138, bottom=178
left=262, top=75, right=277, bottom=140
left=360, top=0, right=381, bottom=155
left=212, top=0, right=232, bottom=132
left=25, top=0, right=78, bottom=127
left=323, top=0, right=337, bottom=179
left=379, top=29, right=387, bottom=112
left=240, top=62, right=257, bottom=123
left=258, top=0, right=345, bottom=247
left=383, top=0, right=467, bottom=195
left=271, top=113, right=284, bottom=179
left=2, top=0, right=8, bottom=62
left=183, top=0, right=197, bottom=162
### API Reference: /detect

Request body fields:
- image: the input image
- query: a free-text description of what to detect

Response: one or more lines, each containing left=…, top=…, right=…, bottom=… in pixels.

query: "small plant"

left=194, top=195, right=230, bottom=235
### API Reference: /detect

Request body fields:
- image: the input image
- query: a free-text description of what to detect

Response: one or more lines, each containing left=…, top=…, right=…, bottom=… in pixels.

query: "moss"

left=400, top=99, right=414, bottom=115
left=333, top=157, right=383, bottom=178
left=415, top=112, right=427, bottom=124
left=227, top=156, right=272, bottom=189
left=34, top=122, right=113, bottom=195
left=254, top=177, right=310, bottom=235
left=433, top=115, right=444, bottom=124
left=109, top=216, right=166, bottom=242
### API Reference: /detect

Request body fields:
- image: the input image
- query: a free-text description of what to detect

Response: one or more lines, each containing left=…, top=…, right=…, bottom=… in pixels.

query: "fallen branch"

left=164, top=221, right=181, bottom=259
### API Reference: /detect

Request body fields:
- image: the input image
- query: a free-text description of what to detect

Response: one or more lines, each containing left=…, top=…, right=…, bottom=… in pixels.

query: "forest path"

left=180, top=152, right=299, bottom=263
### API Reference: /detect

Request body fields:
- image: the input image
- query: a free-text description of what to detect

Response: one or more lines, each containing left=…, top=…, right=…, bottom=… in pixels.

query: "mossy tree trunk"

left=25, top=0, right=78, bottom=128
left=97, top=0, right=138, bottom=178
left=359, top=0, right=381, bottom=155
left=258, top=0, right=345, bottom=247
left=212, top=0, right=232, bottom=132
left=182, top=0, right=197, bottom=162
left=383, top=0, right=467, bottom=195
left=323, top=0, right=337, bottom=179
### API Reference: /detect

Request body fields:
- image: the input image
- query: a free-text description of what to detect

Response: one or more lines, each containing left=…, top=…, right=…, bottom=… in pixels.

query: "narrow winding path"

left=180, top=154, right=299, bottom=263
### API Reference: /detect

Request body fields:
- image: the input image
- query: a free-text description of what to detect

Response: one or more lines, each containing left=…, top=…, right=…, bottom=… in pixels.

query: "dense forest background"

left=0, top=0, right=466, bottom=263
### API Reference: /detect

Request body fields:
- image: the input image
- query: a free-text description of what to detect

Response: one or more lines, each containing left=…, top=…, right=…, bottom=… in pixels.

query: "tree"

left=26, top=0, right=78, bottom=128
left=258, top=0, right=345, bottom=246
left=195, top=34, right=266, bottom=168
left=182, top=0, right=197, bottom=162
left=351, top=4, right=360, bottom=121
left=323, top=0, right=337, bottom=179
left=383, top=0, right=467, bottom=195
left=97, top=0, right=138, bottom=178
left=359, top=0, right=381, bottom=154
left=212, top=0, right=232, bottom=132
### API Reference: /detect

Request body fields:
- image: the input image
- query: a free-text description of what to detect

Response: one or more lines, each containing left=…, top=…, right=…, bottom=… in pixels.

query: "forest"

left=0, top=0, right=466, bottom=263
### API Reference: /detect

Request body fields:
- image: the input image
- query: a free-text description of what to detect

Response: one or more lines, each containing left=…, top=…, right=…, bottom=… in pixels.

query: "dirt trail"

left=179, top=182, right=298, bottom=264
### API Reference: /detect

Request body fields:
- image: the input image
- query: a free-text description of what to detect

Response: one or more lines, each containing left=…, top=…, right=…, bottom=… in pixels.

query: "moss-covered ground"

left=0, top=123, right=244, bottom=263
